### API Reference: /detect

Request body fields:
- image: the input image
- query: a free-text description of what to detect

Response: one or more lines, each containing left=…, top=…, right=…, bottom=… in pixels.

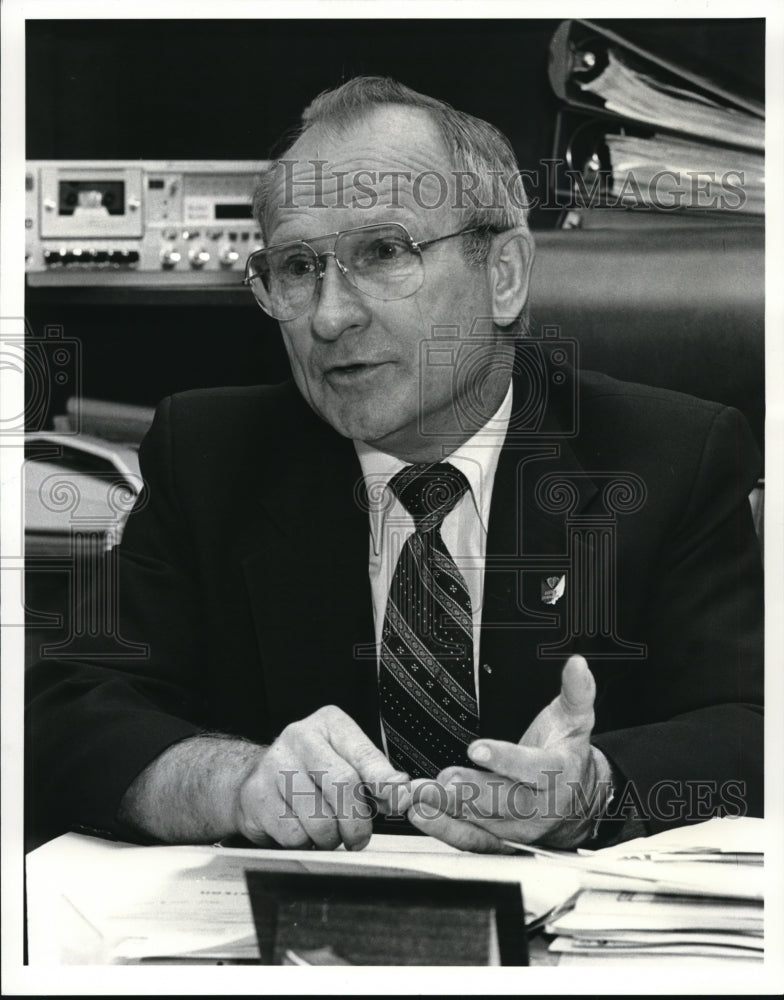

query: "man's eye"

left=359, top=238, right=410, bottom=266
left=278, top=253, right=315, bottom=278
left=376, top=239, right=407, bottom=259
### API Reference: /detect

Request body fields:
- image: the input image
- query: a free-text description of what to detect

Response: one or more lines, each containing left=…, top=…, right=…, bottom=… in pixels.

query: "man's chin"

left=313, top=387, right=412, bottom=447
left=325, top=412, right=405, bottom=446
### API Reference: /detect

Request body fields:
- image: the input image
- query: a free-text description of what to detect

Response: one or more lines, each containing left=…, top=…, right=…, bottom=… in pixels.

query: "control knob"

left=218, top=244, right=240, bottom=269
left=160, top=246, right=182, bottom=270
left=188, top=246, right=210, bottom=270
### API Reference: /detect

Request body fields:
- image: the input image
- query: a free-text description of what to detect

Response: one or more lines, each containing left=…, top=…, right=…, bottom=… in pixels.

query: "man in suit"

left=26, top=78, right=763, bottom=853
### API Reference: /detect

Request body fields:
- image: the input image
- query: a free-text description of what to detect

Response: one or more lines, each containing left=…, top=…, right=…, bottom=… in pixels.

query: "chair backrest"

left=530, top=224, right=764, bottom=457
left=530, top=223, right=765, bottom=550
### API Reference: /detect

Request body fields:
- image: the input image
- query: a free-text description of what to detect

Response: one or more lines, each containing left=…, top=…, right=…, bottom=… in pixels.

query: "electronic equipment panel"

left=26, top=160, right=267, bottom=285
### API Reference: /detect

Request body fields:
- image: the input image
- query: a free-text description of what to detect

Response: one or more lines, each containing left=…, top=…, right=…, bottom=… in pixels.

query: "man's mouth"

left=325, top=361, right=388, bottom=379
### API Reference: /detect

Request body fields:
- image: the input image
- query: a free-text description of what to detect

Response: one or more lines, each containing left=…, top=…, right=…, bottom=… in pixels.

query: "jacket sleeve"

left=592, top=404, right=764, bottom=833
left=25, top=396, right=208, bottom=845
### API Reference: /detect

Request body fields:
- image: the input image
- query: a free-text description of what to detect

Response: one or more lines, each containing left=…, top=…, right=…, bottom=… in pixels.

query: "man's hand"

left=236, top=705, right=409, bottom=851
left=406, top=655, right=613, bottom=852
left=119, top=705, right=409, bottom=850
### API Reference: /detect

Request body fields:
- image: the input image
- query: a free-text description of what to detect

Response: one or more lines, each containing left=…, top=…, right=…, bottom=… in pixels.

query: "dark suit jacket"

left=26, top=360, right=764, bottom=846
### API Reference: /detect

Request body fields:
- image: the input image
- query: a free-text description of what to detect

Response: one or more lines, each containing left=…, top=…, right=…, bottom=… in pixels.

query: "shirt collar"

left=354, top=379, right=514, bottom=555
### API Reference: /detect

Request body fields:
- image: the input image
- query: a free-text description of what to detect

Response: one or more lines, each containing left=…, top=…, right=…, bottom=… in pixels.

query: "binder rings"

left=550, top=107, right=764, bottom=216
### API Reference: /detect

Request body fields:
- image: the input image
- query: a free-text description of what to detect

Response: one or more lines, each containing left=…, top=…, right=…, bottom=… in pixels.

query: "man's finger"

left=277, top=767, right=342, bottom=850
left=466, top=740, right=569, bottom=783
left=407, top=784, right=513, bottom=853
left=314, top=756, right=380, bottom=851
left=438, top=766, right=537, bottom=824
left=374, top=778, right=414, bottom=816
left=241, top=777, right=312, bottom=849
left=323, top=706, right=409, bottom=787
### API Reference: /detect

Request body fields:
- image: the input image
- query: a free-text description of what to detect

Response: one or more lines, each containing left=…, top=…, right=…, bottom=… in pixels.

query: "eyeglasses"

left=242, top=222, right=482, bottom=321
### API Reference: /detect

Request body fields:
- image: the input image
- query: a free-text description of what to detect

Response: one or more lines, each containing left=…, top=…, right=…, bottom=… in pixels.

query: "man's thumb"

left=560, top=655, right=596, bottom=718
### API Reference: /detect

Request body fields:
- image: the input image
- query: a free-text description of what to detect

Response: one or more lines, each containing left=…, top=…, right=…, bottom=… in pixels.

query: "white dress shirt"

left=354, top=379, right=514, bottom=702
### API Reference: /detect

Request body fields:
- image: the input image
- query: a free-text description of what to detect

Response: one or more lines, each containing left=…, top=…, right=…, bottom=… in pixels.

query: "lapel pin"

left=541, top=574, right=566, bottom=605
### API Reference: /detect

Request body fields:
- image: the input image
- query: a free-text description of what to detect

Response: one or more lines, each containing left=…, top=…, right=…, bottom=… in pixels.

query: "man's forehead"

left=264, top=106, right=460, bottom=236
left=285, top=105, right=446, bottom=170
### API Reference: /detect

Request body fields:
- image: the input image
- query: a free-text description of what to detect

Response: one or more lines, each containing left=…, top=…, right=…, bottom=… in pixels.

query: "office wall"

left=26, top=19, right=764, bottom=219
left=25, top=18, right=765, bottom=406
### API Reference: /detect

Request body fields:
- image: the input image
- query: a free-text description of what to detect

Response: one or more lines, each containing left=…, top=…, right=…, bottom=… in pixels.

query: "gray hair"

left=252, top=76, right=530, bottom=268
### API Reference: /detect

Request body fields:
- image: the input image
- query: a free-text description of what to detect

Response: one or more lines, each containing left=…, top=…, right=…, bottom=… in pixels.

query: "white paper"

left=26, top=832, right=579, bottom=965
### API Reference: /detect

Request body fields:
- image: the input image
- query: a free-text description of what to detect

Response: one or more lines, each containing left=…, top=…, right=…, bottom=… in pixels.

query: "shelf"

left=26, top=271, right=252, bottom=307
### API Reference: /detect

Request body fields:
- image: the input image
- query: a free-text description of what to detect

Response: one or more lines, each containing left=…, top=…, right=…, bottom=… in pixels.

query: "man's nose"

left=310, top=255, right=371, bottom=341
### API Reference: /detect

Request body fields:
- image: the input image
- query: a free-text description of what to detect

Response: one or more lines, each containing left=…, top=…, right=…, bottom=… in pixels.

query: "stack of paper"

left=25, top=832, right=578, bottom=965
left=603, top=133, right=765, bottom=215
left=543, top=817, right=764, bottom=966
left=26, top=817, right=765, bottom=966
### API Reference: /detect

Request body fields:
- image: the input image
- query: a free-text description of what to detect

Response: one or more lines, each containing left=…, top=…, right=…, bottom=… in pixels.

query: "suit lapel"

left=478, top=374, right=597, bottom=742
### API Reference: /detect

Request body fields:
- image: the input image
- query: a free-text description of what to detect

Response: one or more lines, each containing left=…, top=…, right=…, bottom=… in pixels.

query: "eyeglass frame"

left=241, top=221, right=487, bottom=319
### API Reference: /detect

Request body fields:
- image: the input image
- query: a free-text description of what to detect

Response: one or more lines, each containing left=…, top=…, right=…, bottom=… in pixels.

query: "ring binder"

left=549, top=19, right=764, bottom=122
left=547, top=21, right=765, bottom=224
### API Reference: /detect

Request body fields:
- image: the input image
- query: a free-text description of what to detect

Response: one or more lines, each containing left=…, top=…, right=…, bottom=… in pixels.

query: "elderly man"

left=26, top=78, right=763, bottom=853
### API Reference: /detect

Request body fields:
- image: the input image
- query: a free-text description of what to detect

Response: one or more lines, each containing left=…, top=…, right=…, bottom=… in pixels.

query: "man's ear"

left=487, top=227, right=535, bottom=328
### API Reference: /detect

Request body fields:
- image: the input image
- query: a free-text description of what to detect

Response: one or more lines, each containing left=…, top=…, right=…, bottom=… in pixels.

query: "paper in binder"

left=548, top=19, right=764, bottom=139
left=548, top=21, right=765, bottom=223
left=550, top=109, right=764, bottom=219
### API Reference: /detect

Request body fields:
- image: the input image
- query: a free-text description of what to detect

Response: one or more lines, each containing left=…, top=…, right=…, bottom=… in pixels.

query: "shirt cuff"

left=584, top=748, right=650, bottom=848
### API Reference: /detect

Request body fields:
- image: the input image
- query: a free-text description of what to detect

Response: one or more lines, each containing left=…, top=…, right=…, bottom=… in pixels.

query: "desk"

left=25, top=832, right=578, bottom=966
left=26, top=820, right=764, bottom=969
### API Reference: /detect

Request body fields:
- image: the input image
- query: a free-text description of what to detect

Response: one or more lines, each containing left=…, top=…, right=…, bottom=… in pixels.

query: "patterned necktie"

left=379, top=462, right=480, bottom=779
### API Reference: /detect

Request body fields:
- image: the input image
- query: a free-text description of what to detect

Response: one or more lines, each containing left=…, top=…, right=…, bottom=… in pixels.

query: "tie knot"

left=389, top=462, right=469, bottom=531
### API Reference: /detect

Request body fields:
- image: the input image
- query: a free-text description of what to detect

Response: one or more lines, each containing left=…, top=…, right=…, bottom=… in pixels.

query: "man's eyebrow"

left=267, top=215, right=428, bottom=247
left=264, top=226, right=335, bottom=248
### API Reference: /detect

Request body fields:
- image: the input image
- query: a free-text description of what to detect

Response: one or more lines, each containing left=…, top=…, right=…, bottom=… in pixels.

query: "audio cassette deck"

left=26, top=160, right=267, bottom=286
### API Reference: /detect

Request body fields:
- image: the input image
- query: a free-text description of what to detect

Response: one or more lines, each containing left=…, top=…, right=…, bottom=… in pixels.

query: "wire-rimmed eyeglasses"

left=242, top=222, right=482, bottom=321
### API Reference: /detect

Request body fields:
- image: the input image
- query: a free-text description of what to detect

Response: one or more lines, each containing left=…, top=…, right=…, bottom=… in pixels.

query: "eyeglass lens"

left=247, top=224, right=424, bottom=320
